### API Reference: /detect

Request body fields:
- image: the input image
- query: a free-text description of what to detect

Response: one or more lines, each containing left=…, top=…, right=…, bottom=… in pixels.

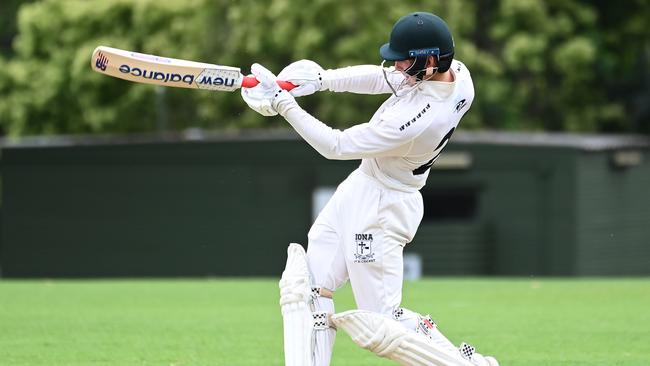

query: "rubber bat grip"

left=241, top=76, right=296, bottom=90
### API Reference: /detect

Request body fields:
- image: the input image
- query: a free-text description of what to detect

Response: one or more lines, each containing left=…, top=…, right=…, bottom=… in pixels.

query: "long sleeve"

left=321, top=65, right=405, bottom=95
left=274, top=97, right=431, bottom=161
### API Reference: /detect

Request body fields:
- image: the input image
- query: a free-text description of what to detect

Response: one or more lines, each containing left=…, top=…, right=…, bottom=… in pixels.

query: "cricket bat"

left=91, top=46, right=295, bottom=92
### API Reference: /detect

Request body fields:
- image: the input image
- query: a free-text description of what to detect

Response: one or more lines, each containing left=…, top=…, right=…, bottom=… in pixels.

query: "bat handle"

left=242, top=76, right=297, bottom=90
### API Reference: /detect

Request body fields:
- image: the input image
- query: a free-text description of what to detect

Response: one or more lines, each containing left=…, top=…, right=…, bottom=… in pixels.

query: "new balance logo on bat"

left=119, top=64, right=195, bottom=85
left=197, top=75, right=236, bottom=87
left=117, top=64, right=238, bottom=88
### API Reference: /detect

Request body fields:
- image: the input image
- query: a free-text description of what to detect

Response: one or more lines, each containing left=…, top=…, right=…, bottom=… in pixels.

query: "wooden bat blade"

left=91, top=46, right=244, bottom=91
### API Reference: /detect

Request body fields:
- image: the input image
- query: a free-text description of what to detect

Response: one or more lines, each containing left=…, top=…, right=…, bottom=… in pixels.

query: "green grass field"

left=1, top=278, right=648, bottom=366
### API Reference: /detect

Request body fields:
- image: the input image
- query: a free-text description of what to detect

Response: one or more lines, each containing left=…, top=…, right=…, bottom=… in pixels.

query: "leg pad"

left=280, top=244, right=313, bottom=366
left=332, top=310, right=474, bottom=366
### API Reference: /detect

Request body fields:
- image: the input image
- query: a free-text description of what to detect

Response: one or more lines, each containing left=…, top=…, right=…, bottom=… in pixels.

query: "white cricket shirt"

left=276, top=60, right=474, bottom=192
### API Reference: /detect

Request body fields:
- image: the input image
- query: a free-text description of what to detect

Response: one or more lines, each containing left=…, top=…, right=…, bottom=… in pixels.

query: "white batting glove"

left=278, top=60, right=324, bottom=97
left=241, top=63, right=281, bottom=116
left=241, top=63, right=296, bottom=117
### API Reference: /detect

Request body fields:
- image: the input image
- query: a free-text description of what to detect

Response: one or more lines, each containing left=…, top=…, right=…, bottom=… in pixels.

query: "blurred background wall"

left=0, top=0, right=648, bottom=277
left=1, top=130, right=648, bottom=277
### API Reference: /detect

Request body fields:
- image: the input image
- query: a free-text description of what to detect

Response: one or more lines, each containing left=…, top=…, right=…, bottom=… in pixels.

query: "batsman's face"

left=394, top=59, right=415, bottom=73
left=394, top=59, right=417, bottom=85
left=393, top=56, right=438, bottom=85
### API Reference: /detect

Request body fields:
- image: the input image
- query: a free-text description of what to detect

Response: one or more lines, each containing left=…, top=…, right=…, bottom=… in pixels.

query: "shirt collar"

left=418, top=78, right=456, bottom=100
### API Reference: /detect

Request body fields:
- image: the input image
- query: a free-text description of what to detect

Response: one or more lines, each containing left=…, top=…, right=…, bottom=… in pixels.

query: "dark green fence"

left=1, top=131, right=649, bottom=277
left=0, top=132, right=354, bottom=277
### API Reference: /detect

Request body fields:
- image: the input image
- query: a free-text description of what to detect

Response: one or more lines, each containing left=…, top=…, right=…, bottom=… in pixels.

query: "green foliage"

left=0, top=0, right=648, bottom=136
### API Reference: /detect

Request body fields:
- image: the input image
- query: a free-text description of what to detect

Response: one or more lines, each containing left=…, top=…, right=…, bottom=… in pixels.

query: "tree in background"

left=0, top=0, right=648, bottom=137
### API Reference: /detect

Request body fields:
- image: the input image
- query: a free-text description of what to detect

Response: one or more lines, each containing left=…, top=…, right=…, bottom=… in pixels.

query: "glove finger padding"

left=241, top=86, right=277, bottom=116
left=241, top=63, right=280, bottom=117
left=277, top=60, right=323, bottom=81
left=251, top=63, right=278, bottom=88
left=278, top=59, right=324, bottom=97
left=288, top=84, right=319, bottom=98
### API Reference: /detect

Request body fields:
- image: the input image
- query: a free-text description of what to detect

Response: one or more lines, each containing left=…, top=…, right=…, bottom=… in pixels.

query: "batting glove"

left=240, top=63, right=279, bottom=116
left=278, top=60, right=324, bottom=97
left=241, top=63, right=296, bottom=117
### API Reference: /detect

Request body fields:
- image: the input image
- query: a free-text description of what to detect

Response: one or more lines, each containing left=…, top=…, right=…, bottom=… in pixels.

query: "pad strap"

left=313, top=311, right=335, bottom=330
left=311, top=286, right=333, bottom=299
left=459, top=342, right=476, bottom=361
left=332, top=310, right=473, bottom=366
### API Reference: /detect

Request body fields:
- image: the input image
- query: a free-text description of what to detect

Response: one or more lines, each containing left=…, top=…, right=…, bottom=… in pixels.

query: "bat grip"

left=242, top=76, right=296, bottom=90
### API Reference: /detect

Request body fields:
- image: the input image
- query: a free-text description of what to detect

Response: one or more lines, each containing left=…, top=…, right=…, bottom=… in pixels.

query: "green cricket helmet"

left=380, top=12, right=455, bottom=75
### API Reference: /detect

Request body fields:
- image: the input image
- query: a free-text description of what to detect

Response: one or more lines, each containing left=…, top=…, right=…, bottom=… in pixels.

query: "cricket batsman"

left=242, top=11, right=499, bottom=366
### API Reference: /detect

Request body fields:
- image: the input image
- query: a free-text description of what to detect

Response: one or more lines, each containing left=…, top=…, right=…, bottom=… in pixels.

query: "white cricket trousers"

left=307, top=168, right=424, bottom=314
